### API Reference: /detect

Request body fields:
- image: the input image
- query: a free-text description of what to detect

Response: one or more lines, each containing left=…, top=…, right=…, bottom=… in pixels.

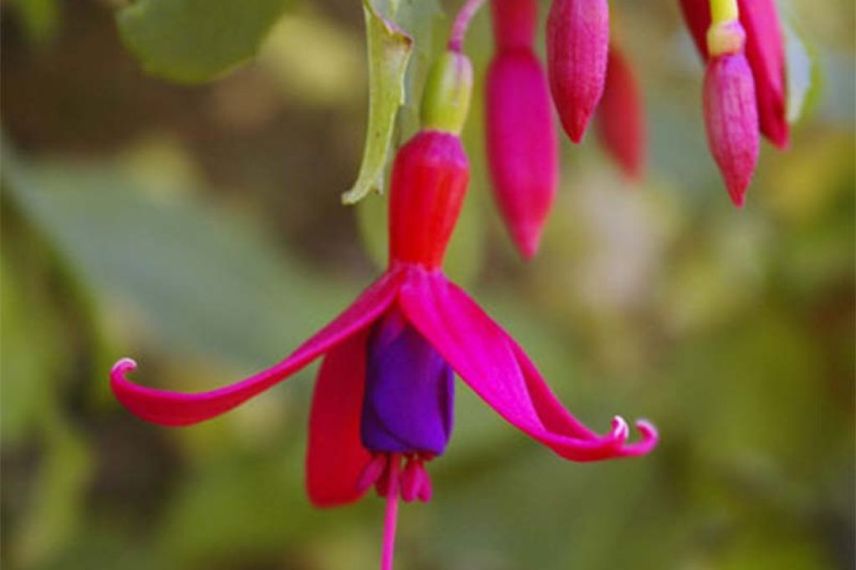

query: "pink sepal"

left=399, top=271, right=658, bottom=462
left=110, top=270, right=403, bottom=426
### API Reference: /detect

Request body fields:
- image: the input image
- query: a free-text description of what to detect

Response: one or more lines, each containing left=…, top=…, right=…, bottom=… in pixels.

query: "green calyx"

left=420, top=51, right=473, bottom=135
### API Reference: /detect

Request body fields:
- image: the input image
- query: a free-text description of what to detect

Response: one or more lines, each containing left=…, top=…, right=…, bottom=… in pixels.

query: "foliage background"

left=1, top=0, right=854, bottom=569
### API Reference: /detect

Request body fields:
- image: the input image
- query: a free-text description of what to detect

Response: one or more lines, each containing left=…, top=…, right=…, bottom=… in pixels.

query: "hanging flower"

left=546, top=0, right=610, bottom=142
left=110, top=48, right=657, bottom=569
left=596, top=44, right=646, bottom=180
left=486, top=0, right=559, bottom=258
left=703, top=17, right=760, bottom=207
left=679, top=0, right=788, bottom=148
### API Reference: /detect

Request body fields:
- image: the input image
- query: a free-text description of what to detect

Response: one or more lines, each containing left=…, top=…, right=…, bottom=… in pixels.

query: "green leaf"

left=341, top=0, right=413, bottom=205
left=9, top=0, right=60, bottom=45
left=116, top=0, right=290, bottom=83
left=2, top=148, right=351, bottom=370
left=13, top=414, right=92, bottom=569
left=392, top=0, right=445, bottom=138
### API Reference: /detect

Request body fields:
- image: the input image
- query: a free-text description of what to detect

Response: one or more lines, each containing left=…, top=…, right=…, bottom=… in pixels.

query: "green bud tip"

left=420, top=51, right=473, bottom=135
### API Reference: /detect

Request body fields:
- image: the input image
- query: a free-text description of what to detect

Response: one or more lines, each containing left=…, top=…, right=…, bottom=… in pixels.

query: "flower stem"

left=448, top=0, right=489, bottom=52
left=381, top=454, right=402, bottom=570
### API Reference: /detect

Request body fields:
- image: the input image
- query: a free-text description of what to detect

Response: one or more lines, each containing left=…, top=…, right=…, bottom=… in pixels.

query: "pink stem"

left=380, top=454, right=402, bottom=570
left=448, top=0, right=489, bottom=52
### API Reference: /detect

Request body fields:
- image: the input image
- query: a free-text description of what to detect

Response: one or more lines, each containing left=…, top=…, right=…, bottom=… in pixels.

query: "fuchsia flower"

left=486, top=0, right=558, bottom=258
left=110, top=47, right=657, bottom=570
left=702, top=19, right=760, bottom=207
left=596, top=45, right=646, bottom=180
left=547, top=0, right=610, bottom=142
left=680, top=0, right=789, bottom=148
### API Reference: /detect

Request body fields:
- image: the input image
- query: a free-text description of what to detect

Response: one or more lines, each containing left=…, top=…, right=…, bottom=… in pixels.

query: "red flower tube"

left=546, top=0, right=610, bottom=143
left=596, top=45, right=646, bottom=180
left=486, top=0, right=559, bottom=258
left=679, top=0, right=789, bottom=148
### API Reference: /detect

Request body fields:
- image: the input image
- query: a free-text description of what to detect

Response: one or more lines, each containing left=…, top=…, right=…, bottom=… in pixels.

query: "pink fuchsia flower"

left=680, top=0, right=789, bottom=148
left=547, top=0, right=610, bottom=143
left=703, top=21, right=760, bottom=207
left=486, top=0, right=559, bottom=259
left=110, top=49, right=657, bottom=570
left=596, top=45, right=646, bottom=180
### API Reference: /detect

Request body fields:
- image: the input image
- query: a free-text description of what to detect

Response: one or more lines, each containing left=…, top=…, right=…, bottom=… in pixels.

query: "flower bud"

left=420, top=51, right=473, bottom=135
left=679, top=0, right=788, bottom=148
left=388, top=131, right=469, bottom=268
left=596, top=46, right=645, bottom=180
left=546, top=0, right=609, bottom=143
left=486, top=50, right=558, bottom=258
left=704, top=51, right=760, bottom=207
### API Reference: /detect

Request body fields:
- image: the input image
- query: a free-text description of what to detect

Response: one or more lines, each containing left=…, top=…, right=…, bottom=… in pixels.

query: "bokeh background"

left=2, top=0, right=854, bottom=569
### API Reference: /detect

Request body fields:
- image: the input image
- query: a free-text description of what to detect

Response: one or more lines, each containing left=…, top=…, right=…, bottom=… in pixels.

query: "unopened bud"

left=420, top=51, right=473, bottom=135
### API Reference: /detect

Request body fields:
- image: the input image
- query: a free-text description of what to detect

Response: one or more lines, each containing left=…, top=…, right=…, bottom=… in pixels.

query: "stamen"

left=400, top=458, right=421, bottom=502
left=417, top=468, right=433, bottom=503
left=381, top=454, right=402, bottom=570
left=357, top=454, right=389, bottom=494
left=360, top=453, right=436, bottom=569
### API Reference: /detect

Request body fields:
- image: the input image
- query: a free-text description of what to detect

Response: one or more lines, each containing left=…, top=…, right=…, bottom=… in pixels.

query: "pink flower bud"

left=546, top=0, right=609, bottom=143
left=486, top=50, right=559, bottom=258
left=596, top=46, right=645, bottom=180
left=679, top=0, right=788, bottom=148
left=703, top=51, right=760, bottom=207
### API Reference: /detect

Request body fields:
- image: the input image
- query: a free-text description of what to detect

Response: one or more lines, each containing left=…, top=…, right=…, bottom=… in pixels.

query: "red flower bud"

left=704, top=50, right=760, bottom=207
left=486, top=0, right=558, bottom=259
left=596, top=46, right=645, bottom=180
left=389, top=131, right=470, bottom=268
left=486, top=51, right=559, bottom=259
left=679, top=0, right=789, bottom=148
left=546, top=0, right=609, bottom=143
left=490, top=0, right=537, bottom=51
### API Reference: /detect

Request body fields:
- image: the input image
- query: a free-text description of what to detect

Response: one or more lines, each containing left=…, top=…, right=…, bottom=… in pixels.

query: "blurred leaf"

left=9, top=0, right=59, bottom=44
left=259, top=12, right=364, bottom=107
left=393, top=0, right=445, bottom=138
left=2, top=149, right=350, bottom=371
left=116, top=0, right=290, bottom=83
left=783, top=17, right=817, bottom=124
left=156, top=452, right=311, bottom=567
left=342, top=0, right=413, bottom=204
left=0, top=255, right=56, bottom=444
left=14, top=415, right=92, bottom=569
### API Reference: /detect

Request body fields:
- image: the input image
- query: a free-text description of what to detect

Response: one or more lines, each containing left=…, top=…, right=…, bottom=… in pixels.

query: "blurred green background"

left=1, top=0, right=853, bottom=569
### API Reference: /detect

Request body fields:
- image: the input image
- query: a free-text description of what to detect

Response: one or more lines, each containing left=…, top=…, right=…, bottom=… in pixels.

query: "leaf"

left=782, top=17, right=816, bottom=124
left=341, top=0, right=413, bottom=205
left=116, top=0, right=290, bottom=84
left=9, top=0, right=60, bottom=45
left=13, top=414, right=92, bottom=569
left=391, top=0, right=445, bottom=138
left=2, top=147, right=352, bottom=371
